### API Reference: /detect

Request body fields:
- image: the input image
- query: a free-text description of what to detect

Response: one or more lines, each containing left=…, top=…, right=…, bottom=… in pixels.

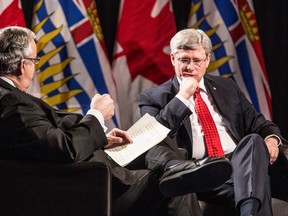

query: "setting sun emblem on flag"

left=31, top=0, right=118, bottom=129
left=188, top=0, right=271, bottom=120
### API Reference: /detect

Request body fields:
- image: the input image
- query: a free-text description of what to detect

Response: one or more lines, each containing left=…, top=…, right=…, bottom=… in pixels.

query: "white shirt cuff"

left=264, top=134, right=282, bottom=146
left=86, top=109, right=108, bottom=132
left=176, top=94, right=190, bottom=107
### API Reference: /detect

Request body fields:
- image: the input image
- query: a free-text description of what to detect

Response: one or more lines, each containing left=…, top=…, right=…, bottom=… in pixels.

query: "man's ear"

left=13, top=60, right=24, bottom=76
left=205, top=53, right=211, bottom=69
left=170, top=53, right=175, bottom=66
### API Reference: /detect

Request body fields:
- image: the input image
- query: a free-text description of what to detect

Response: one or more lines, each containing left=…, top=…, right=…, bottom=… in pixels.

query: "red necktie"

left=194, top=88, right=225, bottom=157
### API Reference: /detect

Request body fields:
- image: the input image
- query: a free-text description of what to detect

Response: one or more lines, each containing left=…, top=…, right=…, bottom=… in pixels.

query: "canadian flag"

left=112, top=0, right=177, bottom=129
left=0, top=0, right=26, bottom=28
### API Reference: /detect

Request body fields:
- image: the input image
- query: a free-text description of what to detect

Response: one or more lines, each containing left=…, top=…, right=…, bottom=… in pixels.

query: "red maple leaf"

left=0, top=0, right=26, bottom=28
left=114, top=0, right=176, bottom=85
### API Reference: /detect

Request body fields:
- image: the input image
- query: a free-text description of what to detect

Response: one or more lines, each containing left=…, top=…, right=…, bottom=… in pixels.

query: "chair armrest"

left=268, top=144, right=288, bottom=203
left=280, top=144, right=288, bottom=160
left=0, top=160, right=112, bottom=216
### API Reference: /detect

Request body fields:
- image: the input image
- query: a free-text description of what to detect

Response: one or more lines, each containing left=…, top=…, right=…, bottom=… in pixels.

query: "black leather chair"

left=0, top=161, right=112, bottom=216
left=1, top=146, right=287, bottom=216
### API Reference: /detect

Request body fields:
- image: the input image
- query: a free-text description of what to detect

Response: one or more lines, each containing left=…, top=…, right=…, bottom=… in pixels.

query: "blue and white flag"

left=188, top=0, right=272, bottom=120
left=30, top=0, right=119, bottom=129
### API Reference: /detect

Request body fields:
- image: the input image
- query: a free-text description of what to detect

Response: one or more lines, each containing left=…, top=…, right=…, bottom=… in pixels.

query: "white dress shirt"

left=176, top=78, right=237, bottom=159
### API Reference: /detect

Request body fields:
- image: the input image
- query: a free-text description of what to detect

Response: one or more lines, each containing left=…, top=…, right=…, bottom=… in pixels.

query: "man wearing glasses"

left=138, top=29, right=286, bottom=216
left=0, top=26, right=160, bottom=216
left=0, top=26, right=224, bottom=216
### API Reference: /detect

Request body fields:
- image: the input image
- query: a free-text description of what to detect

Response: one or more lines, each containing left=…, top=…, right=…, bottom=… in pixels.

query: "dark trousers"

left=145, top=136, right=188, bottom=173
left=145, top=137, right=204, bottom=216
left=89, top=150, right=162, bottom=215
left=89, top=139, right=203, bottom=216
left=197, top=134, right=272, bottom=216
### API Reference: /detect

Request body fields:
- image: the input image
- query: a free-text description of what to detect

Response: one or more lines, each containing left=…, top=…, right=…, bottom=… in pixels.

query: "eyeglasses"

left=23, top=56, right=40, bottom=65
left=177, top=55, right=207, bottom=67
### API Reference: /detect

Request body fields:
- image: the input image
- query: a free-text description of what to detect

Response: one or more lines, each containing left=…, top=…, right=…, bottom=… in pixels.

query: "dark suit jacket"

left=0, top=78, right=107, bottom=163
left=138, top=74, right=284, bottom=159
left=0, top=79, right=169, bottom=212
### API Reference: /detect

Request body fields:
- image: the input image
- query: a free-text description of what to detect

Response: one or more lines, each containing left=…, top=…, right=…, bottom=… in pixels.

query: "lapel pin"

left=213, top=87, right=217, bottom=90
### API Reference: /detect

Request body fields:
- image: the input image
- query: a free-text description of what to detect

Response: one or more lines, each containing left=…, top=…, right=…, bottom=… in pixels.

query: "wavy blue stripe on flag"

left=31, top=0, right=119, bottom=129
left=236, top=41, right=259, bottom=111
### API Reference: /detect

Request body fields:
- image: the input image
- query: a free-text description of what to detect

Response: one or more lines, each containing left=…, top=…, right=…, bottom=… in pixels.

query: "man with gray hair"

left=139, top=28, right=286, bottom=215
left=0, top=26, right=233, bottom=216
left=0, top=26, right=171, bottom=216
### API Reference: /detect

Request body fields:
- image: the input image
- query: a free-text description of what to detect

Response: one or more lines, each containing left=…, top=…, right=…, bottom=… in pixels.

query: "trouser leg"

left=231, top=134, right=272, bottom=216
left=198, top=134, right=272, bottom=215
left=145, top=136, right=187, bottom=173
left=112, top=170, right=165, bottom=216
left=111, top=157, right=203, bottom=216
left=145, top=137, right=203, bottom=216
left=197, top=180, right=236, bottom=215
left=89, top=150, right=171, bottom=215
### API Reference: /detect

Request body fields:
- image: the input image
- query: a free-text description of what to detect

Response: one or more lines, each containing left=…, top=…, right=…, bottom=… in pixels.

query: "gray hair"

left=0, top=26, right=36, bottom=76
left=170, top=28, right=212, bottom=55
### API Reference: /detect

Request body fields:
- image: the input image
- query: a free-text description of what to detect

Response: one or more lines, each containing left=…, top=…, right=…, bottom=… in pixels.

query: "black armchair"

left=0, top=161, right=112, bottom=216
left=1, top=145, right=287, bottom=216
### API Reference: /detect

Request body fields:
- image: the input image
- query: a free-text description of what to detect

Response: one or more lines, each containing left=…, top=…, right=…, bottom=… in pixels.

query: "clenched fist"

left=178, top=77, right=199, bottom=99
left=90, top=94, right=115, bottom=120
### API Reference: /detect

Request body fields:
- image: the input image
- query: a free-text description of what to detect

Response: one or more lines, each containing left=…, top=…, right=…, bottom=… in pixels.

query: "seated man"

left=138, top=28, right=287, bottom=216
left=0, top=26, right=144, bottom=215
left=0, top=26, right=203, bottom=216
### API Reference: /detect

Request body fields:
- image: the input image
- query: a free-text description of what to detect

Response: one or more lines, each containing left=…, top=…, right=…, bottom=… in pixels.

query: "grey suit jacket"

left=138, top=74, right=283, bottom=159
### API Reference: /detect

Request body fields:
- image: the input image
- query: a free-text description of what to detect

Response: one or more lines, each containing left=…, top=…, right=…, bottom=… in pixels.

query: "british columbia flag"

left=31, top=0, right=118, bottom=129
left=188, top=0, right=272, bottom=120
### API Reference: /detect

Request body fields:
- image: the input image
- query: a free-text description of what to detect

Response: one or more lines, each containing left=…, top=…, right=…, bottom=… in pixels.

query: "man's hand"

left=265, top=137, right=279, bottom=165
left=105, top=128, right=133, bottom=149
left=178, top=77, right=199, bottom=99
left=90, top=94, right=114, bottom=120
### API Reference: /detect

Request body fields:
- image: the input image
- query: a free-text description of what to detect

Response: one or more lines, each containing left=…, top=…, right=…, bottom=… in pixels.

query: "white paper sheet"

left=104, top=113, right=170, bottom=166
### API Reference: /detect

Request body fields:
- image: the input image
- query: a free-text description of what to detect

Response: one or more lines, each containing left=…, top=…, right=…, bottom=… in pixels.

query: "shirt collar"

left=0, top=76, right=16, bottom=87
left=199, top=78, right=207, bottom=93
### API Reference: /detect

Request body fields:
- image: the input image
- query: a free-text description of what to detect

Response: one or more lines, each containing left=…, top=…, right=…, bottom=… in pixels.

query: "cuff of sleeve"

left=86, top=109, right=108, bottom=132
left=176, top=94, right=190, bottom=107
left=264, top=134, right=282, bottom=146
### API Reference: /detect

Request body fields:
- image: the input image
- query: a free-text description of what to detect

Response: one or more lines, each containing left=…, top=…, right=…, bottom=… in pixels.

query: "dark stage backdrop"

left=21, top=0, right=288, bottom=138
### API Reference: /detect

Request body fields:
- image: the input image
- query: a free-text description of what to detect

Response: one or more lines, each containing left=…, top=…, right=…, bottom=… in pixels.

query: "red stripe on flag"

left=229, top=23, right=244, bottom=44
left=71, top=20, right=93, bottom=45
left=81, top=0, right=92, bottom=8
left=263, top=78, right=272, bottom=119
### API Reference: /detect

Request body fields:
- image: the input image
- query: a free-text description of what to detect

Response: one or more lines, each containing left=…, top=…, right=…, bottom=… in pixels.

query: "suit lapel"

left=204, top=76, right=229, bottom=117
